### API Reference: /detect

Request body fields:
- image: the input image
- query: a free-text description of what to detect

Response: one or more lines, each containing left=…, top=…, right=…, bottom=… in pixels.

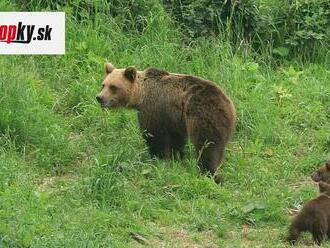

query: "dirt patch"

left=286, top=176, right=317, bottom=218
left=288, top=176, right=315, bottom=192
left=129, top=225, right=218, bottom=248
left=36, top=173, right=78, bottom=193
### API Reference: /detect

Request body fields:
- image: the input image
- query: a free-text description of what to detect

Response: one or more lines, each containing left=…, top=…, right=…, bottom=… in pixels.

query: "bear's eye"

left=101, top=84, right=105, bottom=89
left=109, top=85, right=118, bottom=93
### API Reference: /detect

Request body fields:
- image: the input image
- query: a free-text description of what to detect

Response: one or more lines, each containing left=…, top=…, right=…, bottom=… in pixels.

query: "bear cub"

left=96, top=63, right=236, bottom=183
left=311, top=160, right=330, bottom=184
left=287, top=181, right=330, bottom=245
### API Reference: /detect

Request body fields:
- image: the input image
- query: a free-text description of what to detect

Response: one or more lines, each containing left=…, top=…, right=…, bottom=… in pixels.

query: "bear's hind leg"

left=198, top=141, right=224, bottom=176
left=187, top=118, right=227, bottom=183
left=190, top=132, right=224, bottom=176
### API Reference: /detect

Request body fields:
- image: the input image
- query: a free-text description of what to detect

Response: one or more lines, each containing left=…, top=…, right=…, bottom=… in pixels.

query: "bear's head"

left=319, top=181, right=330, bottom=196
left=96, top=63, right=138, bottom=108
left=311, top=160, right=330, bottom=183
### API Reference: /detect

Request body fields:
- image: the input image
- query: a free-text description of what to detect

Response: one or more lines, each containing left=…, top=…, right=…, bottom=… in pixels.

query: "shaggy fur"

left=287, top=182, right=330, bottom=245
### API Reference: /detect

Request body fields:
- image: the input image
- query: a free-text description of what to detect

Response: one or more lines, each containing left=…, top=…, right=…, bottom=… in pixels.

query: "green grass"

left=0, top=1, right=330, bottom=247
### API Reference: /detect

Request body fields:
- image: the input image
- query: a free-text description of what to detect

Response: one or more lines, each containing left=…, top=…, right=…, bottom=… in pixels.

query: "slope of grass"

left=0, top=1, right=329, bottom=247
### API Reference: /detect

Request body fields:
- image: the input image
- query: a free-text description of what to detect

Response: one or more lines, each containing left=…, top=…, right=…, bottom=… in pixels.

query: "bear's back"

left=143, top=67, right=221, bottom=94
left=141, top=67, right=235, bottom=129
left=296, top=196, right=330, bottom=228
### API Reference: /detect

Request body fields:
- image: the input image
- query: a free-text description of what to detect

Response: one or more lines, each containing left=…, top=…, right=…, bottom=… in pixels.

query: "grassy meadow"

left=0, top=0, right=330, bottom=247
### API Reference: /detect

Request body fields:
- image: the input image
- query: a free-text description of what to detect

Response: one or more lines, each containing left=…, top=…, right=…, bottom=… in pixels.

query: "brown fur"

left=287, top=182, right=330, bottom=245
left=311, top=160, right=330, bottom=184
left=96, top=64, right=236, bottom=182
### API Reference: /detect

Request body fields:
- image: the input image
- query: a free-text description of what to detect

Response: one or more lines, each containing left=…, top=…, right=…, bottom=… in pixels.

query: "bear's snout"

left=96, top=95, right=114, bottom=108
left=96, top=95, right=103, bottom=104
left=311, top=173, right=321, bottom=182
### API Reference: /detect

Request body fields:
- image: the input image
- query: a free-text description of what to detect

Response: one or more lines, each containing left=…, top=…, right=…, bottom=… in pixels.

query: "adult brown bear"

left=96, top=63, right=236, bottom=183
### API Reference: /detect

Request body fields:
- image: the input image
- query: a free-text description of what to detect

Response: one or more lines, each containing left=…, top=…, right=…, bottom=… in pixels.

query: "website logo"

left=0, top=12, right=65, bottom=55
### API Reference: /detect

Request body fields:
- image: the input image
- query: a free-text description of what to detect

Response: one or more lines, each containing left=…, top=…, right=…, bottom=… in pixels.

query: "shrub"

left=163, top=0, right=330, bottom=60
left=14, top=0, right=159, bottom=32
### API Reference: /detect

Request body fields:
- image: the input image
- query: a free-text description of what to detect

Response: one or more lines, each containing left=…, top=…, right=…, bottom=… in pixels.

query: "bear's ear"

left=319, top=181, right=330, bottom=194
left=105, top=63, right=115, bottom=74
left=124, top=66, right=137, bottom=82
left=326, top=160, right=330, bottom=170
left=319, top=181, right=327, bottom=193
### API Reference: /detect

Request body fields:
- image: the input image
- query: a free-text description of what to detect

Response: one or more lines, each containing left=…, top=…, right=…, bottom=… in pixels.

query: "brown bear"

left=96, top=63, right=236, bottom=182
left=311, top=160, right=330, bottom=184
left=287, top=181, right=330, bottom=245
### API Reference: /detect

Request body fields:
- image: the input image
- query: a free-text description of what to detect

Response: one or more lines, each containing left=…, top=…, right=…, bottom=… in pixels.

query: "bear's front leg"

left=138, top=111, right=173, bottom=159
left=142, top=130, right=171, bottom=158
left=168, top=130, right=186, bottom=159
